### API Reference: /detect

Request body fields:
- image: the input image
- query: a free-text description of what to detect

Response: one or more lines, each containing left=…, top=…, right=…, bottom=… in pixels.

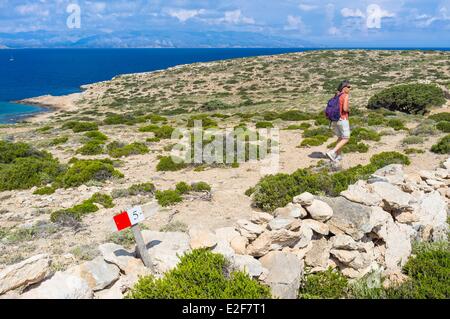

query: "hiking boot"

left=326, top=151, right=337, bottom=162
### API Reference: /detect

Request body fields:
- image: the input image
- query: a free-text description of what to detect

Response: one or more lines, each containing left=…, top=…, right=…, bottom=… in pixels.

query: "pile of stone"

left=1, top=159, right=448, bottom=299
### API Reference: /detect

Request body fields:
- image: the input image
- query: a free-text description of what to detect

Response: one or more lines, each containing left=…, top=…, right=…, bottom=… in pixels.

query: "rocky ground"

left=0, top=50, right=449, bottom=298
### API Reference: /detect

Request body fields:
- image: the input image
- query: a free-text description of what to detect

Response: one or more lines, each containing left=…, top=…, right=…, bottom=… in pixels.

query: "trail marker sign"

left=113, top=206, right=153, bottom=270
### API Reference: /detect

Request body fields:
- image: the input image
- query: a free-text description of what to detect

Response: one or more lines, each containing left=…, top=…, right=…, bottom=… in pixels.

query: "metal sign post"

left=113, top=205, right=153, bottom=271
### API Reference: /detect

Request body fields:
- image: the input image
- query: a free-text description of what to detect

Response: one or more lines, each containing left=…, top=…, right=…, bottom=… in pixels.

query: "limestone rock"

left=330, top=234, right=359, bottom=250
left=322, top=196, right=374, bottom=240
left=212, top=239, right=235, bottom=259
left=189, top=228, right=218, bottom=249
left=340, top=180, right=382, bottom=206
left=274, top=203, right=307, bottom=219
left=21, top=272, right=93, bottom=299
left=99, top=243, right=146, bottom=275
left=293, top=192, right=314, bottom=206
left=268, top=218, right=295, bottom=231
left=330, top=249, right=359, bottom=264
left=215, top=227, right=240, bottom=243
left=302, top=219, right=329, bottom=235
left=371, top=164, right=405, bottom=185
left=250, top=212, right=274, bottom=225
left=232, top=255, right=265, bottom=278
left=371, top=182, right=417, bottom=212
left=0, top=254, right=51, bottom=295
left=304, top=238, right=331, bottom=268
left=246, top=232, right=271, bottom=257
left=294, top=225, right=313, bottom=249
left=236, top=219, right=265, bottom=238
left=230, top=236, right=248, bottom=255
left=67, top=256, right=120, bottom=291
left=412, top=191, right=448, bottom=241
left=259, top=251, right=303, bottom=299
left=305, top=200, right=333, bottom=222
left=142, top=231, right=190, bottom=274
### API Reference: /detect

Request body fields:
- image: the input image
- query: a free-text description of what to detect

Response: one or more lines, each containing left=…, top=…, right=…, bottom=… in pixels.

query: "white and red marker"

left=113, top=206, right=145, bottom=231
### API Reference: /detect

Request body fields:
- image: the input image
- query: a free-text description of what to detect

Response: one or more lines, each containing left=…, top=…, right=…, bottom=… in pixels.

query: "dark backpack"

left=325, top=93, right=342, bottom=122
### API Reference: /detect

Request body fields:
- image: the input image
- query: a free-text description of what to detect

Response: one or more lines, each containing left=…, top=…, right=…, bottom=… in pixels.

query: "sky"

left=0, top=0, right=449, bottom=48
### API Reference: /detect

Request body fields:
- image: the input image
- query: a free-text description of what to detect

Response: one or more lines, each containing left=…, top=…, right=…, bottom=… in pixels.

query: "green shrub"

left=367, top=113, right=385, bottom=126
left=139, top=125, right=175, bottom=139
left=303, top=127, right=333, bottom=138
left=156, top=156, right=187, bottom=172
left=404, top=148, right=425, bottom=154
left=62, top=121, right=98, bottom=132
left=367, top=84, right=446, bottom=114
left=431, top=135, right=450, bottom=154
left=175, top=182, right=192, bottom=194
left=285, top=123, right=311, bottom=130
left=351, top=127, right=381, bottom=141
left=279, top=110, right=313, bottom=121
left=126, top=249, right=271, bottom=299
left=146, top=137, right=161, bottom=143
left=411, top=123, right=437, bottom=136
left=370, top=151, right=411, bottom=167
left=84, top=131, right=108, bottom=141
left=187, top=115, right=218, bottom=128
left=33, top=186, right=56, bottom=195
left=90, top=193, right=114, bottom=208
left=299, top=268, right=348, bottom=299
left=191, top=182, right=211, bottom=192
left=36, top=125, right=52, bottom=132
left=255, top=121, right=274, bottom=129
left=387, top=119, right=407, bottom=131
left=0, top=157, right=63, bottom=191
left=252, top=173, right=299, bottom=212
left=402, top=136, right=424, bottom=145
left=155, top=190, right=183, bottom=207
left=77, top=141, right=104, bottom=155
left=50, top=193, right=114, bottom=223
left=103, top=114, right=136, bottom=125
left=107, top=142, right=149, bottom=158
left=0, top=141, right=45, bottom=164
left=300, top=136, right=329, bottom=147
left=128, top=182, right=155, bottom=196
left=50, top=136, right=69, bottom=146
left=147, top=114, right=168, bottom=123
left=201, top=100, right=233, bottom=111
left=428, top=112, right=450, bottom=122
left=436, top=121, right=450, bottom=133
left=386, top=242, right=450, bottom=299
left=55, top=159, right=123, bottom=188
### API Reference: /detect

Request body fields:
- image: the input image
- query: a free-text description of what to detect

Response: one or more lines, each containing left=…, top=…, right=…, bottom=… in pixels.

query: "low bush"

left=428, top=112, right=450, bottom=122
left=126, top=249, right=271, bottom=299
left=402, top=136, right=424, bottom=145
left=436, top=121, right=450, bottom=133
left=55, top=159, right=123, bottom=188
left=139, top=125, right=175, bottom=139
left=191, top=182, right=211, bottom=192
left=300, top=136, right=329, bottom=147
left=431, top=134, right=450, bottom=154
left=84, top=130, right=108, bottom=142
left=299, top=268, right=349, bottom=299
left=155, top=190, right=183, bottom=207
left=303, top=127, right=333, bottom=138
left=284, top=123, right=311, bottom=130
left=175, top=182, right=191, bottom=194
left=156, top=156, right=187, bottom=172
left=367, top=84, right=446, bottom=114
left=50, top=193, right=114, bottom=223
left=255, top=121, right=274, bottom=129
left=107, top=141, right=149, bottom=158
left=279, top=110, right=314, bottom=121
left=404, top=148, right=425, bottom=154
left=62, top=121, right=98, bottom=133
left=77, top=141, right=104, bottom=155
left=50, top=136, right=69, bottom=146
left=411, top=122, right=437, bottom=136
left=187, top=115, right=218, bottom=128
left=351, top=127, right=381, bottom=142
left=33, top=186, right=56, bottom=195
left=387, top=119, right=407, bottom=131
left=367, top=113, right=385, bottom=126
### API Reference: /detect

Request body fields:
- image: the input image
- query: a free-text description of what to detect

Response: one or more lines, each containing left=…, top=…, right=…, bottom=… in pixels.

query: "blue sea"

left=1, top=48, right=449, bottom=124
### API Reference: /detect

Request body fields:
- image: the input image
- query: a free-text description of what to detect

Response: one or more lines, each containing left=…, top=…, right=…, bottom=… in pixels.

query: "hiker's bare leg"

left=333, top=138, right=349, bottom=155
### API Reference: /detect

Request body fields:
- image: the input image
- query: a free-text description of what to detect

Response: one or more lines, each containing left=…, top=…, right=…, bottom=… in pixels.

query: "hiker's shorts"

left=332, top=120, right=351, bottom=139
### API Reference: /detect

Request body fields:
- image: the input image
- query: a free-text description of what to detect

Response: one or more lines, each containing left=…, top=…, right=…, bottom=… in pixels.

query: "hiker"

left=325, top=80, right=351, bottom=162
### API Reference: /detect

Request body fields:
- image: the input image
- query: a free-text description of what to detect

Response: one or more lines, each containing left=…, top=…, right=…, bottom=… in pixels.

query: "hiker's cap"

left=338, top=80, right=351, bottom=92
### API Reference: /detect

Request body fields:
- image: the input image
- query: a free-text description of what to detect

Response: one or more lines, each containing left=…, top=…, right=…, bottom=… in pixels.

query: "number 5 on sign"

left=128, top=206, right=145, bottom=225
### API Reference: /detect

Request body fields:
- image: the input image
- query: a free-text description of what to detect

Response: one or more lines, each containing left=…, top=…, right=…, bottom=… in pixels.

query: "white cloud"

left=168, top=8, right=206, bottom=22
left=366, top=4, right=395, bottom=29
left=328, top=26, right=340, bottom=36
left=298, top=3, right=318, bottom=12
left=341, top=8, right=365, bottom=18
left=415, top=5, right=450, bottom=27
left=284, top=15, right=308, bottom=32
left=15, top=4, right=49, bottom=16
left=222, top=10, right=255, bottom=25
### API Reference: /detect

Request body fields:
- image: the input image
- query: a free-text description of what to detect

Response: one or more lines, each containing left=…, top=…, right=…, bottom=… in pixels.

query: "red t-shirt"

left=339, top=93, right=349, bottom=120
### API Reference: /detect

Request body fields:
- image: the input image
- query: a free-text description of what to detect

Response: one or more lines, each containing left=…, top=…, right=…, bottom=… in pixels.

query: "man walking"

left=326, top=80, right=351, bottom=162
